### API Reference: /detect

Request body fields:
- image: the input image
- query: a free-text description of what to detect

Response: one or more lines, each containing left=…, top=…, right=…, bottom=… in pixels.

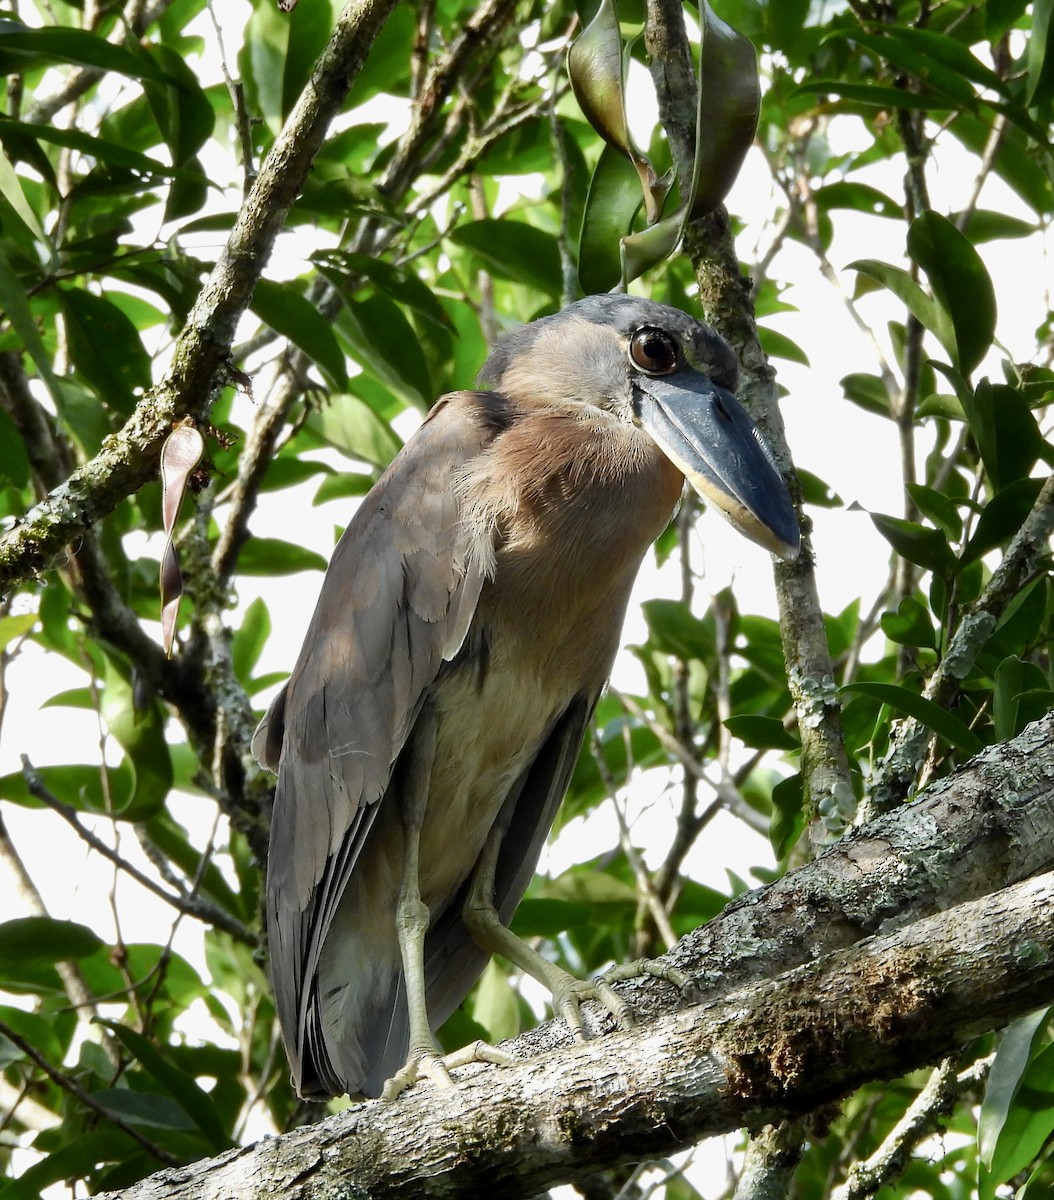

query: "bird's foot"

left=600, top=956, right=692, bottom=994
left=548, top=958, right=694, bottom=1041
left=380, top=1039, right=517, bottom=1101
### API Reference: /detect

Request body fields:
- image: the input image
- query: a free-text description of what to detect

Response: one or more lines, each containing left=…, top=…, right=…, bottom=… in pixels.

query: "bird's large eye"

left=629, top=327, right=679, bottom=375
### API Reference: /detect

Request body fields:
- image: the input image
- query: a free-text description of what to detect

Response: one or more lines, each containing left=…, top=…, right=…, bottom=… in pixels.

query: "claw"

left=600, top=956, right=693, bottom=994
left=543, top=955, right=694, bottom=1043
left=380, top=1040, right=517, bottom=1101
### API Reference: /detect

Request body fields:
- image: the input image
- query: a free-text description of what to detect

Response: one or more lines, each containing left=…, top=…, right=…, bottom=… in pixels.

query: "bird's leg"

left=381, top=704, right=451, bottom=1100
left=463, top=826, right=691, bottom=1042
left=382, top=707, right=514, bottom=1101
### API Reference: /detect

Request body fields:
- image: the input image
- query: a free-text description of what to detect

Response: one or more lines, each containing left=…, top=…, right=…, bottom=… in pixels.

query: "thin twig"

left=831, top=1053, right=989, bottom=1199
left=19, top=756, right=257, bottom=944
left=591, top=731, right=679, bottom=952
left=0, top=1020, right=180, bottom=1166
left=206, top=0, right=256, bottom=193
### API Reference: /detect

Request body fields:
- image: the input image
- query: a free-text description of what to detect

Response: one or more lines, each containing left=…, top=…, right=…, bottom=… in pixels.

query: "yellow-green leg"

left=463, top=824, right=690, bottom=1039
left=381, top=709, right=515, bottom=1101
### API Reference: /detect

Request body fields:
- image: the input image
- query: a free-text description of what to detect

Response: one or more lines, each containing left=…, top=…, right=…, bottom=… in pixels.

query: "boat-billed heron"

left=253, top=294, right=799, bottom=1101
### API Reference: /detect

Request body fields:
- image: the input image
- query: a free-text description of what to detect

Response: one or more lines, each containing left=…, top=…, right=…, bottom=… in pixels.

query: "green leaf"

left=241, top=0, right=340, bottom=129
left=691, top=1, right=761, bottom=218
left=797, top=81, right=958, bottom=112
left=880, top=596, right=936, bottom=650
left=850, top=259, right=953, bottom=358
left=961, top=478, right=1045, bottom=567
left=948, top=113, right=1054, bottom=216
left=337, top=294, right=433, bottom=409
left=236, top=538, right=327, bottom=576
left=313, top=471, right=376, bottom=505
left=342, top=3, right=415, bottom=107
left=770, top=773, right=804, bottom=860
left=566, top=0, right=665, bottom=222
left=259, top=456, right=333, bottom=492
left=99, top=657, right=173, bottom=820
left=961, top=381, right=1045, bottom=493
left=59, top=287, right=152, bottom=413
left=620, top=213, right=684, bottom=286
left=142, top=44, right=214, bottom=221
left=471, top=959, right=521, bottom=1043
left=316, top=253, right=451, bottom=332
left=0, top=243, right=64, bottom=405
left=793, top=469, right=840, bottom=509
left=0, top=763, right=110, bottom=811
left=578, top=144, right=643, bottom=294
left=993, top=656, right=1050, bottom=741
left=0, top=115, right=200, bottom=182
left=567, top=0, right=636, bottom=158
left=0, top=610, right=36, bottom=650
left=510, top=898, right=591, bottom=938
left=0, top=916, right=103, bottom=964
left=93, top=1088, right=197, bottom=1131
left=231, top=596, right=271, bottom=683
left=1027, top=0, right=1054, bottom=105
left=0, top=23, right=177, bottom=83
left=0, top=144, right=47, bottom=242
left=907, top=483, right=962, bottom=541
left=448, top=219, right=562, bottom=298
left=765, top=0, right=809, bottom=53
left=641, top=599, right=714, bottom=661
left=871, top=512, right=956, bottom=576
left=916, top=392, right=966, bottom=421
left=814, top=180, right=901, bottom=219
left=307, top=392, right=401, bottom=469
left=537, top=866, right=637, bottom=906
left=979, top=1012, right=1054, bottom=1197
left=851, top=27, right=1004, bottom=100
left=757, top=326, right=809, bottom=366
left=956, top=209, right=1038, bottom=243
left=841, top=372, right=890, bottom=417
left=0, top=1005, right=63, bottom=1064
left=0, top=1131, right=135, bottom=1200
left=99, top=1020, right=233, bottom=1151
left=842, top=682, right=984, bottom=755
left=908, top=211, right=997, bottom=376
left=725, top=714, right=799, bottom=750
left=252, top=278, right=348, bottom=390
left=141, top=813, right=245, bottom=924
left=986, top=0, right=1030, bottom=40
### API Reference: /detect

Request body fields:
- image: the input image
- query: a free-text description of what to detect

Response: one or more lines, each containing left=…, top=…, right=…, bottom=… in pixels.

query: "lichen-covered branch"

left=642, top=2, right=852, bottom=839
left=96, top=858, right=1054, bottom=1199
left=862, top=474, right=1054, bottom=820
left=684, top=210, right=854, bottom=842
left=830, top=1053, right=987, bottom=1200
left=0, top=0, right=400, bottom=596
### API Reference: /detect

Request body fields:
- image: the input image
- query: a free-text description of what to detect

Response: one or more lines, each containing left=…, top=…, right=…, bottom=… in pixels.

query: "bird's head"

left=480, top=295, right=800, bottom=561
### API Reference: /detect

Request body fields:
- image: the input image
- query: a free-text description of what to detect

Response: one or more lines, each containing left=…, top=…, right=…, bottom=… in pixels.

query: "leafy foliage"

left=0, top=0, right=1051, bottom=1197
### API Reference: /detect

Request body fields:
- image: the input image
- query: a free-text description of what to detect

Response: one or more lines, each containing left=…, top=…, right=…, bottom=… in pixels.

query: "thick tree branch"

left=93, top=715, right=1054, bottom=1198
left=96, top=864, right=1054, bottom=1200
left=506, top=712, right=1054, bottom=1065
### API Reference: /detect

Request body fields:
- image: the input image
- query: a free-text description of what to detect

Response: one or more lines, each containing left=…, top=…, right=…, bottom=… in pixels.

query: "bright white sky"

left=0, top=4, right=1049, bottom=1190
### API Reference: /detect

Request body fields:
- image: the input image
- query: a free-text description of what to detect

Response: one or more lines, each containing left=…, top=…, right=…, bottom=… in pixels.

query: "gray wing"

left=251, top=393, right=496, bottom=1095
left=359, top=692, right=598, bottom=1095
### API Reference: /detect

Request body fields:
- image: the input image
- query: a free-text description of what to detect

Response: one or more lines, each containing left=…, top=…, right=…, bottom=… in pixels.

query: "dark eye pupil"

left=643, top=337, right=665, bottom=363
